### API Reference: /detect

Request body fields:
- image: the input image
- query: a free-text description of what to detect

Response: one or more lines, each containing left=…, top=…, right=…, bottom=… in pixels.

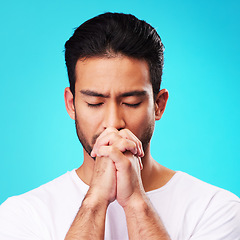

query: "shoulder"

left=178, top=172, right=240, bottom=238
left=148, top=171, right=240, bottom=239
left=0, top=169, right=87, bottom=239
left=174, top=172, right=240, bottom=239
left=149, top=171, right=239, bottom=201
left=0, top=169, right=88, bottom=213
left=166, top=171, right=239, bottom=200
left=169, top=171, right=240, bottom=221
left=188, top=178, right=240, bottom=239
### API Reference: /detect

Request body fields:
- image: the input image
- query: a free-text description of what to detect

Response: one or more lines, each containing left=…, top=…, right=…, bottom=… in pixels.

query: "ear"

left=155, top=89, right=169, bottom=121
left=64, top=87, right=75, bottom=120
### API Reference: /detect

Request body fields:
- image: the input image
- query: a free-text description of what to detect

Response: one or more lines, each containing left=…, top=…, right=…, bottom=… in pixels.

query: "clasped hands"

left=89, top=127, right=145, bottom=208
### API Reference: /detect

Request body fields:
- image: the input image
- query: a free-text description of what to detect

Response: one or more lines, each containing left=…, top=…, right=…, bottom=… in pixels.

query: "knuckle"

left=127, top=140, right=137, bottom=152
left=109, top=132, right=118, bottom=138
left=119, top=128, right=128, bottom=137
left=98, top=146, right=105, bottom=155
left=131, top=141, right=137, bottom=149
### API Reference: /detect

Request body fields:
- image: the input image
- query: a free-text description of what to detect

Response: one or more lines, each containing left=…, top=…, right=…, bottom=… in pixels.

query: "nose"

left=103, top=102, right=126, bottom=130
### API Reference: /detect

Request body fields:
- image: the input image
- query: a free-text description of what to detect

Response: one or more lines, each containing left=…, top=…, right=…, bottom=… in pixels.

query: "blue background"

left=0, top=0, right=239, bottom=204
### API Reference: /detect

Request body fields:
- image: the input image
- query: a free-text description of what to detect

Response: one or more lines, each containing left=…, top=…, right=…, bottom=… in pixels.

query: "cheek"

left=127, top=105, right=155, bottom=136
left=75, top=106, right=103, bottom=136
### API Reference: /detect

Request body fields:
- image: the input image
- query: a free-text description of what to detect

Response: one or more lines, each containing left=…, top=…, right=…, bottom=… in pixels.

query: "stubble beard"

left=74, top=114, right=155, bottom=159
left=74, top=118, right=99, bottom=158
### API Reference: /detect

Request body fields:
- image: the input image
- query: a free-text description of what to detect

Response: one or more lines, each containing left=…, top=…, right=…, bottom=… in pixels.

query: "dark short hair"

left=65, top=12, right=164, bottom=99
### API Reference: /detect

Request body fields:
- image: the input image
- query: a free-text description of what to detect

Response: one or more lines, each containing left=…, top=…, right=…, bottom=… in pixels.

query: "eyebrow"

left=80, top=90, right=109, bottom=98
left=119, top=90, right=147, bottom=98
left=80, top=90, right=147, bottom=98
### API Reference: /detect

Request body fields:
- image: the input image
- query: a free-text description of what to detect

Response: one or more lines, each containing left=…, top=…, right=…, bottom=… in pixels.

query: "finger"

left=97, top=127, right=118, bottom=140
left=94, top=137, right=138, bottom=156
left=96, top=145, right=122, bottom=160
left=91, top=128, right=144, bottom=158
left=113, top=138, right=138, bottom=155
left=91, top=131, right=122, bottom=157
left=119, top=129, right=144, bottom=157
left=138, top=157, right=143, bottom=170
left=97, top=146, right=135, bottom=171
left=119, top=129, right=143, bottom=157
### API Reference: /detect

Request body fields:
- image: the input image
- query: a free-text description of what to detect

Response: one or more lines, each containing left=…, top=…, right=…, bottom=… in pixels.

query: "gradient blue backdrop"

left=0, top=0, right=239, bottom=204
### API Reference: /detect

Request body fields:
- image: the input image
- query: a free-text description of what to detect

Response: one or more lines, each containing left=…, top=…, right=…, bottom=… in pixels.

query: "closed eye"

left=87, top=102, right=104, bottom=108
left=123, top=102, right=142, bottom=108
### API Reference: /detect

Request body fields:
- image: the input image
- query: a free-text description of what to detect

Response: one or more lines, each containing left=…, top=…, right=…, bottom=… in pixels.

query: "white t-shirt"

left=0, top=170, right=239, bottom=240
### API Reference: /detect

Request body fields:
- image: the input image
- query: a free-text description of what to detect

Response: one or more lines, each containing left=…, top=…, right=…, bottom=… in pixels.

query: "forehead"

left=75, top=56, right=152, bottom=94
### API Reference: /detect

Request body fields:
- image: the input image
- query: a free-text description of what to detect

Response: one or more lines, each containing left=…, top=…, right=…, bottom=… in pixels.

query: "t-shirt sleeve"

left=0, top=197, right=44, bottom=240
left=190, top=191, right=240, bottom=240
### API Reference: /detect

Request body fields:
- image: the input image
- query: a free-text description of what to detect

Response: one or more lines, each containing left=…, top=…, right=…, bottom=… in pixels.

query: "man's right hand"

left=87, top=154, right=117, bottom=205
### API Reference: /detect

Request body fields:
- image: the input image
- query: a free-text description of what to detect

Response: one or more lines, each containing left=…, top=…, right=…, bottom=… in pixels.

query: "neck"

left=141, top=145, right=176, bottom=192
left=76, top=149, right=95, bottom=186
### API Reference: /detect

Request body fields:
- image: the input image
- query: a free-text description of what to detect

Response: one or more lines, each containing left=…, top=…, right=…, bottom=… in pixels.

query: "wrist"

left=83, top=189, right=110, bottom=211
left=122, top=192, right=149, bottom=213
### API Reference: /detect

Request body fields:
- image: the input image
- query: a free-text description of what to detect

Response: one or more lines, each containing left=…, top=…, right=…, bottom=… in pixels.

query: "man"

left=0, top=12, right=239, bottom=240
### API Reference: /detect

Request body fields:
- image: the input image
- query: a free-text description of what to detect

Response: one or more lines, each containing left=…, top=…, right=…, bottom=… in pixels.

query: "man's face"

left=73, top=55, right=156, bottom=157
